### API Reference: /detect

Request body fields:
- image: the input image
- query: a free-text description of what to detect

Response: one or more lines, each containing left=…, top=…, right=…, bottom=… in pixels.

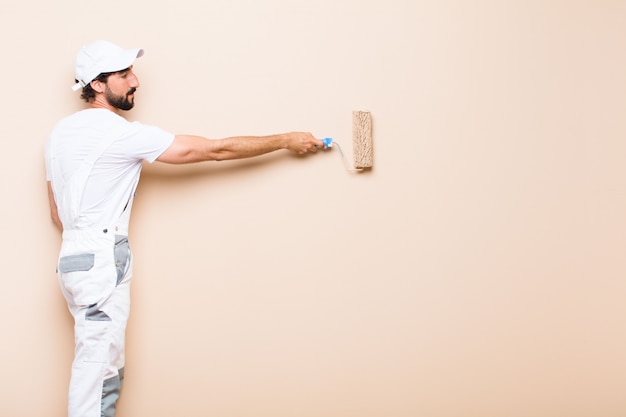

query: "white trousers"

left=58, top=229, right=132, bottom=417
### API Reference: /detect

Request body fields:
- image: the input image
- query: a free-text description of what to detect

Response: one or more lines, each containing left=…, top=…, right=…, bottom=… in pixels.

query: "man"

left=45, top=40, right=323, bottom=417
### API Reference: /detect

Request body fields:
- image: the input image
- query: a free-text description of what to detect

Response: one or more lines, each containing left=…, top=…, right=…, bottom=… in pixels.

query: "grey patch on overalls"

left=86, top=303, right=111, bottom=321
left=101, top=367, right=124, bottom=417
left=114, top=236, right=131, bottom=286
left=58, top=253, right=95, bottom=273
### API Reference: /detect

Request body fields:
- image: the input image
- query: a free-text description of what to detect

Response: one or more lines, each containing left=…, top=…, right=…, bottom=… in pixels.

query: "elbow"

left=210, top=150, right=230, bottom=162
left=163, top=136, right=227, bottom=164
left=187, top=149, right=227, bottom=163
left=197, top=144, right=231, bottom=162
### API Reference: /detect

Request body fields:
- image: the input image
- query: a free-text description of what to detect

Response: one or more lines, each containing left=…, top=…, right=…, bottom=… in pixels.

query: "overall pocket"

left=58, top=252, right=102, bottom=306
left=114, top=236, right=131, bottom=286
left=58, top=253, right=95, bottom=273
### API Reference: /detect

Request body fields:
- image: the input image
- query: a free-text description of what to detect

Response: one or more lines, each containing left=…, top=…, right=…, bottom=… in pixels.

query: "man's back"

left=45, top=108, right=173, bottom=229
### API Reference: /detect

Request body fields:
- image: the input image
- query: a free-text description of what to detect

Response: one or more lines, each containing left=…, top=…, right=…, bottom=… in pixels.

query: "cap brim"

left=103, top=47, right=144, bottom=74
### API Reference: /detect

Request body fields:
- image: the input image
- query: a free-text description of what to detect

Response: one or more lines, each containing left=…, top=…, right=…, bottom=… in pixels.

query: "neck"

left=90, top=96, right=119, bottom=113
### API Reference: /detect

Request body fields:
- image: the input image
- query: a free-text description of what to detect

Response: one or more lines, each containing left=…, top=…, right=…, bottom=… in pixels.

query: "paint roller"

left=352, top=111, right=373, bottom=169
left=323, top=111, right=373, bottom=172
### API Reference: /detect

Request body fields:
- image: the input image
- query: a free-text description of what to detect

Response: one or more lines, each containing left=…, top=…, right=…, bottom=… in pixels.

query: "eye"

left=119, top=67, right=133, bottom=79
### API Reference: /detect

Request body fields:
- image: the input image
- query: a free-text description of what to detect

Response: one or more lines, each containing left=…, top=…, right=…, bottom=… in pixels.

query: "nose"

left=129, top=71, right=140, bottom=88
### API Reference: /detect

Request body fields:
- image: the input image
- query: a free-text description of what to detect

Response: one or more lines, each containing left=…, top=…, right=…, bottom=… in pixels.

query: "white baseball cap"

left=72, top=40, right=144, bottom=91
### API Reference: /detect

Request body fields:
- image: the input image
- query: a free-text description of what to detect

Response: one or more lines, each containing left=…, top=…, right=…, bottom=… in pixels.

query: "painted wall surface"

left=1, top=1, right=626, bottom=416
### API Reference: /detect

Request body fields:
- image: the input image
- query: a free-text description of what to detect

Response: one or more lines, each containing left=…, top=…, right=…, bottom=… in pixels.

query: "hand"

left=285, top=132, right=325, bottom=155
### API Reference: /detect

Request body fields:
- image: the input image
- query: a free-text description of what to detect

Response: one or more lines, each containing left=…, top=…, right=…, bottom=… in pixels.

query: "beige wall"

left=2, top=1, right=626, bottom=416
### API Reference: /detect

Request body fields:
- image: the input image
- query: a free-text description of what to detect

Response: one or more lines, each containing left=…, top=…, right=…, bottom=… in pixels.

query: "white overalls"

left=50, top=128, right=136, bottom=417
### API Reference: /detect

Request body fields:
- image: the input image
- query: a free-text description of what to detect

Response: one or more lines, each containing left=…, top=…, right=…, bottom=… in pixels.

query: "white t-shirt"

left=45, top=108, right=175, bottom=228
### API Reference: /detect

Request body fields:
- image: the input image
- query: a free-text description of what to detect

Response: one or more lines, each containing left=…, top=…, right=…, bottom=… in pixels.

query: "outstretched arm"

left=156, top=132, right=324, bottom=164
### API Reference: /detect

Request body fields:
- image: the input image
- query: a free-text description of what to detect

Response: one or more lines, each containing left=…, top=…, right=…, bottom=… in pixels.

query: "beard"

left=105, top=86, right=136, bottom=111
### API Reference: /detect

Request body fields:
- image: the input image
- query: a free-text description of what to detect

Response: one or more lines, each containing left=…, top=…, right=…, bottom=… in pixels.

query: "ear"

left=90, top=79, right=106, bottom=94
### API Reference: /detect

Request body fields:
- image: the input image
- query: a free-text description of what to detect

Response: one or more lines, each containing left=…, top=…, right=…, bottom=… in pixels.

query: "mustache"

left=127, top=88, right=137, bottom=96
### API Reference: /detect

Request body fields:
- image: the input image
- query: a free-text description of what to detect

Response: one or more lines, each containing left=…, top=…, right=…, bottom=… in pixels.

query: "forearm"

left=210, top=134, right=290, bottom=161
left=157, top=132, right=322, bottom=164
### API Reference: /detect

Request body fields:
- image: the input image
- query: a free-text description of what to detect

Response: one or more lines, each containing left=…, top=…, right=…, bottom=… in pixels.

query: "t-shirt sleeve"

left=123, top=121, right=175, bottom=163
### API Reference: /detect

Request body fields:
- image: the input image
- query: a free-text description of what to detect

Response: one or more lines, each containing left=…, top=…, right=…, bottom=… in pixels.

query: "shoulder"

left=52, top=109, right=127, bottom=132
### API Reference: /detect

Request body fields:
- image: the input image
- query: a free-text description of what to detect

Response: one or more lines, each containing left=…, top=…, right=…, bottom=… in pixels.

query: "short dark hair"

left=76, top=70, right=122, bottom=102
